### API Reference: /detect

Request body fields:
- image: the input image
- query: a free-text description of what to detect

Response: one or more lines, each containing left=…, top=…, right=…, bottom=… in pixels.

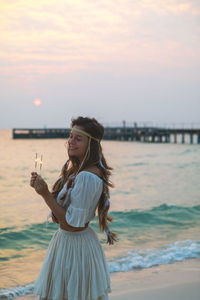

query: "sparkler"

left=35, top=153, right=38, bottom=169
left=40, top=154, right=43, bottom=173
left=34, top=153, right=43, bottom=174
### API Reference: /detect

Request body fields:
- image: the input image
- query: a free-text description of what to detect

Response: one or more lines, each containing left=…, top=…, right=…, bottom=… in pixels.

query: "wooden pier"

left=12, top=126, right=200, bottom=144
left=13, top=128, right=69, bottom=139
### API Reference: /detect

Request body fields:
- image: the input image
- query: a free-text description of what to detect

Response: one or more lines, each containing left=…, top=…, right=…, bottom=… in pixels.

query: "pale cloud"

left=0, top=0, right=199, bottom=80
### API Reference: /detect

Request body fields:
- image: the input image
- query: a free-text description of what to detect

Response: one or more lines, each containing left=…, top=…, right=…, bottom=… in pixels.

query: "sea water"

left=0, top=130, right=200, bottom=299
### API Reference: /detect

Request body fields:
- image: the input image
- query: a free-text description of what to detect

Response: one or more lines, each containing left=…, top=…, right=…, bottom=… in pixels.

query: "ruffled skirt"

left=34, top=226, right=111, bottom=300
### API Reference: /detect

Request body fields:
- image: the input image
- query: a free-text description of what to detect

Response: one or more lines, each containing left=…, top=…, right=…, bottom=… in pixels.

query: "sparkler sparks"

left=34, top=153, right=43, bottom=174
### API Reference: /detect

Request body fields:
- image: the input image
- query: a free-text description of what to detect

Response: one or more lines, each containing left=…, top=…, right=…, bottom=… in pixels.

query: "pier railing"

left=12, top=125, right=200, bottom=144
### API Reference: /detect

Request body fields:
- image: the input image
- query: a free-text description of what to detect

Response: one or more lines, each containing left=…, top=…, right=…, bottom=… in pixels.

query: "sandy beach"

left=109, top=258, right=200, bottom=300
left=16, top=258, right=200, bottom=300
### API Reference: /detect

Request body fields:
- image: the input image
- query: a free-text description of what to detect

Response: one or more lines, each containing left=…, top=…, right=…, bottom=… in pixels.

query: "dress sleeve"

left=65, top=172, right=102, bottom=227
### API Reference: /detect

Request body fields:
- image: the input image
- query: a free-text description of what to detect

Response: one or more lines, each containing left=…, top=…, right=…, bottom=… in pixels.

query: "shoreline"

left=16, top=258, right=200, bottom=300
left=109, top=258, right=200, bottom=299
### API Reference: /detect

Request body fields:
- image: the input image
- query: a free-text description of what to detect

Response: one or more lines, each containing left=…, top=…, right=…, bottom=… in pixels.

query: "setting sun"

left=34, top=98, right=42, bottom=106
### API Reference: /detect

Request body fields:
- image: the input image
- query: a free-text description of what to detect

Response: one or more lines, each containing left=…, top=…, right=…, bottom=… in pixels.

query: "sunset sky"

left=0, top=0, right=200, bottom=128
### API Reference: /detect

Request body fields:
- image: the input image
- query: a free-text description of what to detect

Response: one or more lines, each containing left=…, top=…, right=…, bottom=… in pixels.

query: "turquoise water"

left=0, top=130, right=200, bottom=298
left=1, top=204, right=200, bottom=262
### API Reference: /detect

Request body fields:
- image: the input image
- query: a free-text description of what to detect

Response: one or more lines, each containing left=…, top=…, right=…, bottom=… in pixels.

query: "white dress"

left=34, top=171, right=111, bottom=300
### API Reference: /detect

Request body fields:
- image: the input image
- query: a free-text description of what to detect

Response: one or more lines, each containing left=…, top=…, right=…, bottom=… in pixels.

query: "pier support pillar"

left=198, top=134, right=200, bottom=144
left=190, top=134, right=193, bottom=144
left=165, top=134, right=169, bottom=143
left=182, top=134, right=185, bottom=144
left=144, top=134, right=148, bottom=142
left=174, top=134, right=177, bottom=143
left=136, top=135, right=140, bottom=142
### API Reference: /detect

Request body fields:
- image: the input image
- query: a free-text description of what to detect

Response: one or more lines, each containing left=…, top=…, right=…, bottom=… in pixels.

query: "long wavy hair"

left=52, top=116, right=117, bottom=244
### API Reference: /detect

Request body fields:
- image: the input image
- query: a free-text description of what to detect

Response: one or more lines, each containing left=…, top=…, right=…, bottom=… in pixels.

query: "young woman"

left=30, top=116, right=117, bottom=300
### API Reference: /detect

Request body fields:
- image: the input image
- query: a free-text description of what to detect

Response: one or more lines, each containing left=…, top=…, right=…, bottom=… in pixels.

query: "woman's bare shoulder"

left=82, top=166, right=103, bottom=179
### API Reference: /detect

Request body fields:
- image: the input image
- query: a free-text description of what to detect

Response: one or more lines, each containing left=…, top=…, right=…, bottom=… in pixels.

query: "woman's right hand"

left=30, top=172, right=49, bottom=197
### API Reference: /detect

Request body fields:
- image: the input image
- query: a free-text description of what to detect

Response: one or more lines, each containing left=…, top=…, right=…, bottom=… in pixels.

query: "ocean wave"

left=179, top=148, right=199, bottom=155
left=0, top=223, right=57, bottom=261
left=111, top=203, right=200, bottom=228
left=0, top=283, right=34, bottom=300
left=1, top=204, right=200, bottom=261
left=109, top=239, right=200, bottom=272
left=125, top=162, right=148, bottom=167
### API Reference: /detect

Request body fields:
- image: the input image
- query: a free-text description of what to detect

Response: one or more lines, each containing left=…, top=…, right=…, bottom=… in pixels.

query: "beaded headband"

left=71, top=127, right=100, bottom=142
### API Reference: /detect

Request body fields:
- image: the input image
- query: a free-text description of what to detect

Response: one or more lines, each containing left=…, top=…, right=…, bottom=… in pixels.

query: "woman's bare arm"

left=30, top=172, right=86, bottom=231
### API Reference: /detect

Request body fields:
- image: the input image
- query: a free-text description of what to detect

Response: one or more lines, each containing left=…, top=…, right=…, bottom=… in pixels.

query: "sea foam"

left=108, top=240, right=200, bottom=272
